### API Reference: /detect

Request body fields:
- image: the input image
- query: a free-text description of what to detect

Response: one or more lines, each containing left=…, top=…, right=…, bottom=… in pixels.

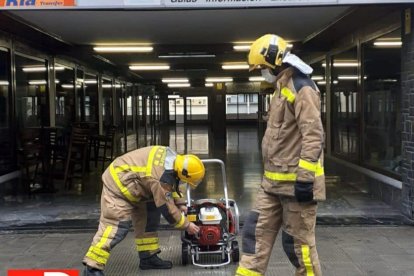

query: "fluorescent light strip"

left=159, top=54, right=216, bottom=58
left=23, top=67, right=46, bottom=72
left=102, top=84, right=122, bottom=88
left=0, top=80, right=9, bottom=86
left=84, top=79, right=98, bottom=84
left=162, top=78, right=189, bottom=83
left=168, top=83, right=191, bottom=88
left=206, top=77, right=233, bottom=83
left=29, top=80, right=60, bottom=85
left=249, top=76, right=265, bottom=82
left=338, top=75, right=358, bottom=80
left=94, top=46, right=153, bottom=53
left=233, top=45, right=251, bottom=51
left=317, top=80, right=338, bottom=85
left=168, top=95, right=180, bottom=99
left=130, top=65, right=170, bottom=70
left=205, top=83, right=214, bottom=87
left=322, top=62, right=358, bottom=67
left=373, top=41, right=402, bottom=47
left=23, top=66, right=65, bottom=72
left=62, top=84, right=82, bottom=89
left=222, top=64, right=249, bottom=70
left=233, top=43, right=293, bottom=51
left=311, top=76, right=324, bottom=81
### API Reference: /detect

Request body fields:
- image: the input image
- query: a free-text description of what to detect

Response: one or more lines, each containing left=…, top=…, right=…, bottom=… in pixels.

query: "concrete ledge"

left=0, top=171, right=20, bottom=184
left=327, top=156, right=402, bottom=190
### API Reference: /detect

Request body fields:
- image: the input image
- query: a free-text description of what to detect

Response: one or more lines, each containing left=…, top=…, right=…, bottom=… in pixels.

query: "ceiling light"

left=22, top=66, right=65, bottom=72
left=94, top=46, right=153, bottom=53
left=168, top=95, right=180, bottom=99
left=84, top=79, right=97, bottom=84
left=338, top=75, right=358, bottom=80
left=130, top=64, right=170, bottom=70
left=311, top=76, right=324, bottom=81
left=233, top=42, right=293, bottom=51
left=23, top=67, right=47, bottom=72
left=162, top=78, right=189, bottom=83
left=249, top=76, right=265, bottom=82
left=29, top=80, right=60, bottom=85
left=62, top=84, right=82, bottom=89
left=168, top=83, right=191, bottom=88
left=0, top=80, right=9, bottom=85
left=222, top=63, right=249, bottom=70
left=159, top=54, right=216, bottom=58
left=322, top=61, right=358, bottom=67
left=205, top=83, right=214, bottom=87
left=378, top=79, right=398, bottom=83
left=317, top=80, right=338, bottom=85
left=205, top=77, right=233, bottom=83
left=373, top=41, right=402, bottom=47
left=233, top=45, right=251, bottom=51
left=102, top=84, right=122, bottom=88
left=29, top=80, right=47, bottom=85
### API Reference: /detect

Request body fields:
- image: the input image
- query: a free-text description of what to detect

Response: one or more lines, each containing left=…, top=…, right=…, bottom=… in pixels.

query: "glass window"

left=168, top=96, right=177, bottom=121
left=0, top=47, right=14, bottom=175
left=226, top=93, right=258, bottom=120
left=226, top=95, right=238, bottom=120
left=362, top=29, right=402, bottom=175
left=102, top=78, right=113, bottom=132
left=15, top=54, right=49, bottom=130
left=55, top=64, right=75, bottom=128
left=331, top=48, right=360, bottom=161
left=239, top=93, right=258, bottom=119
left=84, top=73, right=98, bottom=122
left=186, top=96, right=208, bottom=121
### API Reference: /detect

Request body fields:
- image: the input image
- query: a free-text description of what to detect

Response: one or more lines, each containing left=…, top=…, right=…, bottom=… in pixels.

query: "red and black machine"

left=181, top=159, right=240, bottom=268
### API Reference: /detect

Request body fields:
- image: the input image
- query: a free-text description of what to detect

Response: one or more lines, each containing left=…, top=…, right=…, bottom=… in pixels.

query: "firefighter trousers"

left=83, top=185, right=162, bottom=270
left=236, top=187, right=321, bottom=276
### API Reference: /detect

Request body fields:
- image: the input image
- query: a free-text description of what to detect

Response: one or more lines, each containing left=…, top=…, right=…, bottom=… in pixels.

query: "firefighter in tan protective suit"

left=236, top=34, right=325, bottom=276
left=83, top=146, right=204, bottom=276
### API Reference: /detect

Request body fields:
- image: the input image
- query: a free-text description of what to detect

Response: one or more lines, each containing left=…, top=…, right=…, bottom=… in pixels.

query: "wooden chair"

left=92, top=126, right=117, bottom=171
left=63, top=125, right=90, bottom=190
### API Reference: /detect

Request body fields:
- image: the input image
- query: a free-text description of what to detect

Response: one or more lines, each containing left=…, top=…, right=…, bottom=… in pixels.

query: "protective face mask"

left=261, top=69, right=277, bottom=83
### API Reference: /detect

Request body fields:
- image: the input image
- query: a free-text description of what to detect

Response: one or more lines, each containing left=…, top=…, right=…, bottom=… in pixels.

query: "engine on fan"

left=198, top=206, right=223, bottom=246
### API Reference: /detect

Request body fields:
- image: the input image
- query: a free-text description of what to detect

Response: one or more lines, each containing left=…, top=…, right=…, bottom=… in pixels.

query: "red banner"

left=8, top=270, right=79, bottom=276
left=1, top=0, right=75, bottom=7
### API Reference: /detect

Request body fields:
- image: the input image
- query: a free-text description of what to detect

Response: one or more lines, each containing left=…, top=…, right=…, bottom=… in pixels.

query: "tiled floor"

left=1, top=227, right=414, bottom=276
left=0, top=125, right=406, bottom=230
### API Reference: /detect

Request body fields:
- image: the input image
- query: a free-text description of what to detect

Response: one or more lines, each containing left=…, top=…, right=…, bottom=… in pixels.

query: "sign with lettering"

left=0, top=0, right=75, bottom=7
left=8, top=270, right=79, bottom=276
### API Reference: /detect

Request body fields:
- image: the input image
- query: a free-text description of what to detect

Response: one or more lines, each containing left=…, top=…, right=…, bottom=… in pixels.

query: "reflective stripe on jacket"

left=102, top=146, right=189, bottom=229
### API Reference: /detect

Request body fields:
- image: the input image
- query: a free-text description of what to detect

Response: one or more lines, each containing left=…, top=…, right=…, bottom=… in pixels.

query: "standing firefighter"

left=83, top=146, right=204, bottom=276
left=236, top=34, right=325, bottom=276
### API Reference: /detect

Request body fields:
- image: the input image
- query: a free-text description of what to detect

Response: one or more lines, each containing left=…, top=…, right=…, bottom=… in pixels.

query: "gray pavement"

left=1, top=226, right=414, bottom=276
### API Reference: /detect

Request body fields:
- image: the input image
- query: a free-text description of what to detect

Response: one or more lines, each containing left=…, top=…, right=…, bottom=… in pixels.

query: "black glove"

left=294, top=181, right=314, bottom=202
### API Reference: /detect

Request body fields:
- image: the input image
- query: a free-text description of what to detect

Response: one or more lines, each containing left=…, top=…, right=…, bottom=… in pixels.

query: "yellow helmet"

left=248, top=34, right=289, bottom=71
left=174, top=154, right=205, bottom=189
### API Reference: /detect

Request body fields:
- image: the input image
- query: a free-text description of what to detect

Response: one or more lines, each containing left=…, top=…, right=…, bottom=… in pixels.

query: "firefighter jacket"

left=261, top=66, right=326, bottom=201
left=102, top=146, right=189, bottom=230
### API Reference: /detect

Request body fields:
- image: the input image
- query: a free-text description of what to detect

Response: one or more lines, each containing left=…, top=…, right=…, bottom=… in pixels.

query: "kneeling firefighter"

left=83, top=145, right=204, bottom=276
left=236, top=34, right=325, bottom=276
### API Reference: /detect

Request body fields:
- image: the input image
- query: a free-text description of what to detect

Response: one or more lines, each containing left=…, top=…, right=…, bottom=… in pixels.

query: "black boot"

left=139, top=254, right=173, bottom=270
left=83, top=266, right=104, bottom=276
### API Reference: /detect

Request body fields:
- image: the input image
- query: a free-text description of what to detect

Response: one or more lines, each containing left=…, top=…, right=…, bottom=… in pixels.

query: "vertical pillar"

left=48, top=57, right=56, bottom=127
left=401, top=7, right=414, bottom=220
left=97, top=74, right=103, bottom=135
left=210, top=83, right=226, bottom=158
